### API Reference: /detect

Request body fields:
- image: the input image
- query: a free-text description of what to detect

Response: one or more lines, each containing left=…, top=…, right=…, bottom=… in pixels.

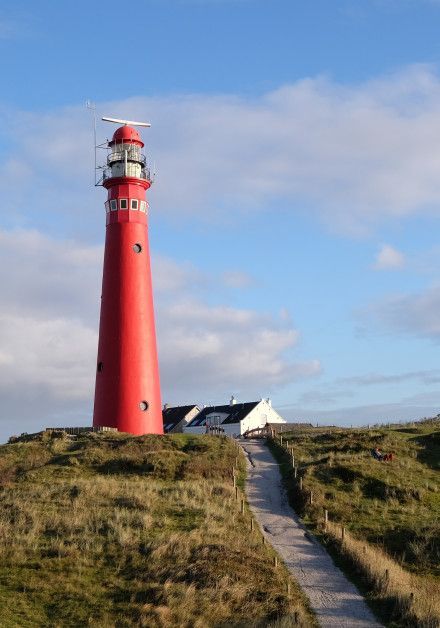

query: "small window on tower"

left=140, top=201, right=146, bottom=213
left=110, top=200, right=118, bottom=212
left=131, top=199, right=139, bottom=211
left=105, top=201, right=110, bottom=214
left=120, top=199, right=128, bottom=210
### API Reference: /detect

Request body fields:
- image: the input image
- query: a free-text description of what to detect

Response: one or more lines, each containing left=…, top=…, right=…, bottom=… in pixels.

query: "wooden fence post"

left=235, top=486, right=239, bottom=500
left=299, top=477, right=303, bottom=491
left=324, top=509, right=328, bottom=530
left=273, top=556, right=278, bottom=568
left=241, top=499, right=245, bottom=514
left=341, top=526, right=345, bottom=540
left=294, top=466, right=297, bottom=478
left=250, top=517, right=254, bottom=531
left=309, top=491, right=313, bottom=505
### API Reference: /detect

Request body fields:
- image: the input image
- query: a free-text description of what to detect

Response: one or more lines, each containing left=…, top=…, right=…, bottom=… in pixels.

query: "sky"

left=2, top=0, right=440, bottom=441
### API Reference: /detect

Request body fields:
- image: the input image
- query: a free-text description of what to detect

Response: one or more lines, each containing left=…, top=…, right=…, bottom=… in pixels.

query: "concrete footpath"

left=241, top=439, right=382, bottom=628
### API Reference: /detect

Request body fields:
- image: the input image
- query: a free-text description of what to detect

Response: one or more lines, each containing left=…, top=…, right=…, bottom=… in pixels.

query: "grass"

left=0, top=431, right=315, bottom=627
left=268, top=419, right=440, bottom=627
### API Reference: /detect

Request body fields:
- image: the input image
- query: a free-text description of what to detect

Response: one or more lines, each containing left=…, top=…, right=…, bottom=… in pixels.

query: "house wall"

left=264, top=403, right=285, bottom=424
left=183, top=425, right=206, bottom=435
left=221, top=423, right=241, bottom=437
left=239, top=400, right=286, bottom=435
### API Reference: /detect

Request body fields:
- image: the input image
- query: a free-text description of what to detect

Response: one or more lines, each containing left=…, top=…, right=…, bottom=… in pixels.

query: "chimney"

left=230, top=395, right=237, bottom=406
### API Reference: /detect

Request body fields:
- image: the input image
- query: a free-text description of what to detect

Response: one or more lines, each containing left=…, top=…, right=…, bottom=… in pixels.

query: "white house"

left=183, top=396, right=285, bottom=437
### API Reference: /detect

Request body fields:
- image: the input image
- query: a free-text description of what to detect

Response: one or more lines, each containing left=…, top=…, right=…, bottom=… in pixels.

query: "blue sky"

left=2, top=0, right=440, bottom=440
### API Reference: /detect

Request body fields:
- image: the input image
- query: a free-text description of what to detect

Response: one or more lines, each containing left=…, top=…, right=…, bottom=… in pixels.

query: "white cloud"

left=0, top=314, right=96, bottom=400
left=363, top=283, right=440, bottom=340
left=5, top=65, right=440, bottom=236
left=373, top=244, right=405, bottom=270
left=296, top=368, right=440, bottom=409
left=280, top=400, right=440, bottom=426
left=338, top=369, right=440, bottom=386
left=152, top=254, right=205, bottom=293
left=157, top=299, right=320, bottom=401
left=296, top=388, right=355, bottom=407
left=0, top=229, right=102, bottom=322
left=221, top=270, right=253, bottom=289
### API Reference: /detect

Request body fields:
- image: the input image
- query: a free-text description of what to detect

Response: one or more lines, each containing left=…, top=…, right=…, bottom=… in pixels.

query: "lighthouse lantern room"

left=93, top=117, right=163, bottom=435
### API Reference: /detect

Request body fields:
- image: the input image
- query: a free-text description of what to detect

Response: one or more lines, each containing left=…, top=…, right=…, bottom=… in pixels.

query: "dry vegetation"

left=0, top=432, right=315, bottom=627
left=269, top=419, right=440, bottom=627
left=324, top=521, right=439, bottom=627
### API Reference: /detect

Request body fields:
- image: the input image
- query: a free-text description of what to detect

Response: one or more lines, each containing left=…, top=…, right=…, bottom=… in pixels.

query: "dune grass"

left=324, top=520, right=439, bottom=627
left=0, top=432, right=315, bottom=627
left=269, top=419, right=440, bottom=627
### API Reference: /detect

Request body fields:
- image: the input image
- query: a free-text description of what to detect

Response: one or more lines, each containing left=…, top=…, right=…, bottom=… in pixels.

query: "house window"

left=207, top=415, right=221, bottom=427
left=110, top=200, right=118, bottom=211
left=119, top=199, right=128, bottom=210
left=140, top=201, right=146, bottom=213
left=131, top=199, right=139, bottom=211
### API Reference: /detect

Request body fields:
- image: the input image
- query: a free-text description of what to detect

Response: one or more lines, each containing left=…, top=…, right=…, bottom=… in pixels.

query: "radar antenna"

left=102, top=116, right=151, bottom=128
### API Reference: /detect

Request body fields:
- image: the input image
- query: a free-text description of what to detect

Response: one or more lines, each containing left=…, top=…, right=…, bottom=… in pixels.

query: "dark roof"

left=186, top=402, right=259, bottom=427
left=162, top=405, right=199, bottom=432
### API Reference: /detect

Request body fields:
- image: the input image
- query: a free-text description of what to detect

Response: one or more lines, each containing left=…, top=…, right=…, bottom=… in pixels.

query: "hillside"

left=270, top=419, right=440, bottom=626
left=0, top=432, right=314, bottom=627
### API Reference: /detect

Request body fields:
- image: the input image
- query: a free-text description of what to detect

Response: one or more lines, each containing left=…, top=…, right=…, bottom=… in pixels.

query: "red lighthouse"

left=93, top=118, right=163, bottom=435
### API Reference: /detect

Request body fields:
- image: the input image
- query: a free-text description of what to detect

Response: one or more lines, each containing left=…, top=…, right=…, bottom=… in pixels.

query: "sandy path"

left=242, top=439, right=382, bottom=628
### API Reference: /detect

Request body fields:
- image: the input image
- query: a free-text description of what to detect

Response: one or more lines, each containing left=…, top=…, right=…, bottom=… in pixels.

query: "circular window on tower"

left=139, top=400, right=149, bottom=411
left=133, top=243, right=142, bottom=254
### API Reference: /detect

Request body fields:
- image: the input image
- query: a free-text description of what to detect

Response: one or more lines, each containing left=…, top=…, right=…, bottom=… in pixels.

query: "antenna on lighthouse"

left=86, top=100, right=98, bottom=186
left=102, top=116, right=151, bottom=128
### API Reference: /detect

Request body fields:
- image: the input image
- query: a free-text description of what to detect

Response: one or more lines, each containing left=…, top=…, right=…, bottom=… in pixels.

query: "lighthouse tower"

left=93, top=119, right=163, bottom=435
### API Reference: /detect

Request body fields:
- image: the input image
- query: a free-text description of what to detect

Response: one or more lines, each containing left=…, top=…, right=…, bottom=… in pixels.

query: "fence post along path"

left=240, top=438, right=382, bottom=627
